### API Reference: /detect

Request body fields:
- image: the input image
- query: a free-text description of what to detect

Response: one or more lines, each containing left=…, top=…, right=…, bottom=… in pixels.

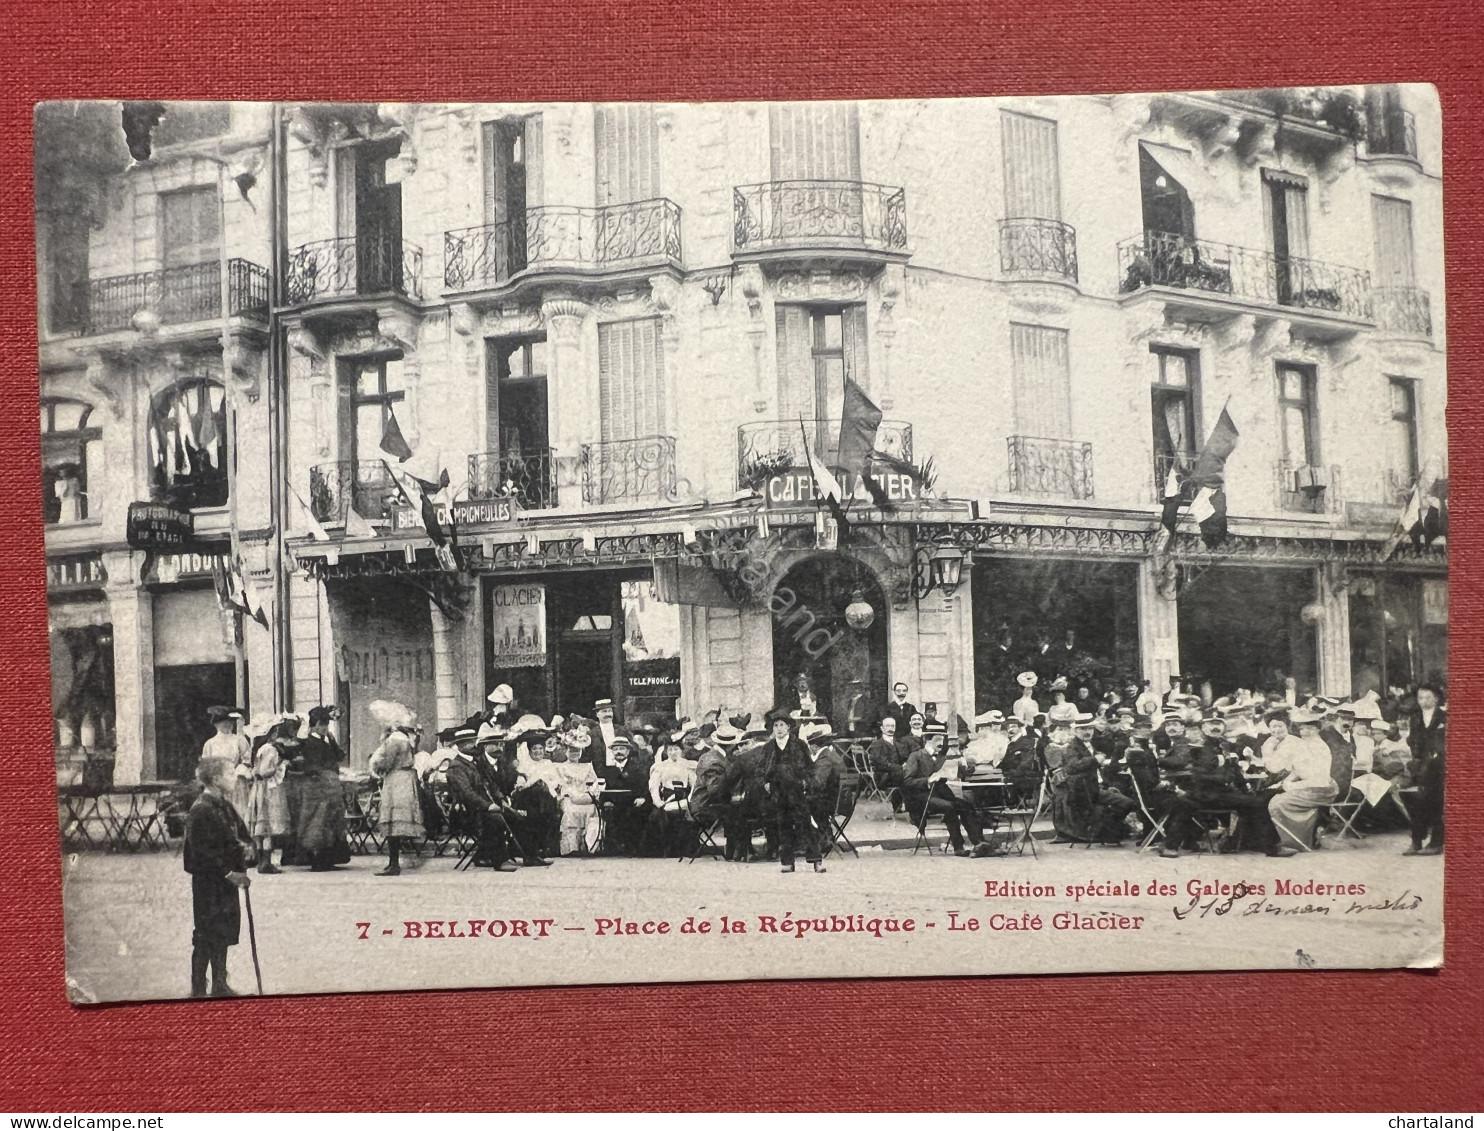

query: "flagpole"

left=217, top=158, right=247, bottom=712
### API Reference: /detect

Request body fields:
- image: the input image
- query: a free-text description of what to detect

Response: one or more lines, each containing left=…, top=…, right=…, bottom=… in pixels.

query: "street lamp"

left=930, top=544, right=964, bottom=596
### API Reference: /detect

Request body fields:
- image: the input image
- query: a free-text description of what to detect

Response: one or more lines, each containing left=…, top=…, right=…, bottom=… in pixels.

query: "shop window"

left=149, top=378, right=228, bottom=510
left=42, top=398, right=100, bottom=525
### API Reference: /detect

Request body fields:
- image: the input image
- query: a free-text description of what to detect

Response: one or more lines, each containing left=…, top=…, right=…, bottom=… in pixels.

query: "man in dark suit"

left=803, top=729, right=844, bottom=866
left=1404, top=683, right=1446, bottom=855
left=587, top=697, right=632, bottom=767
left=882, top=681, right=918, bottom=733
left=902, top=722, right=985, bottom=856
left=445, top=730, right=520, bottom=871
left=755, top=709, right=819, bottom=872
left=841, top=677, right=880, bottom=740
left=598, top=735, right=652, bottom=854
left=183, top=756, right=253, bottom=997
left=867, top=715, right=907, bottom=797
left=1320, top=705, right=1359, bottom=803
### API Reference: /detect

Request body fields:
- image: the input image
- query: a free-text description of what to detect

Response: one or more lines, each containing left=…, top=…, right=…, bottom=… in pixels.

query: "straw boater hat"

left=1016, top=671, right=1038, bottom=689
left=207, top=704, right=242, bottom=724
left=1290, top=707, right=1324, bottom=728
left=974, top=709, right=1005, bottom=727
left=711, top=723, right=743, bottom=747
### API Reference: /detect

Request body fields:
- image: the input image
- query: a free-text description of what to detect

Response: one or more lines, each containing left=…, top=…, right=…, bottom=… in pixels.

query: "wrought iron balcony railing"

left=1151, top=451, right=1201, bottom=505
left=733, top=180, right=907, bottom=255
left=444, top=199, right=682, bottom=292
left=1374, top=285, right=1433, bottom=338
left=468, top=449, right=557, bottom=511
left=999, top=217, right=1079, bottom=283
left=1276, top=460, right=1343, bottom=515
left=85, top=259, right=270, bottom=334
left=285, top=234, right=423, bottom=305
left=737, top=418, right=913, bottom=491
left=307, top=461, right=399, bottom=526
left=581, top=436, right=677, bottom=506
left=1007, top=435, right=1095, bottom=500
left=1118, top=231, right=1374, bottom=322
left=1367, top=108, right=1418, bottom=159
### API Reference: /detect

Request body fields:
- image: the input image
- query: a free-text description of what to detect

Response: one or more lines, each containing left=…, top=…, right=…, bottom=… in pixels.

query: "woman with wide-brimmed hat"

left=367, top=700, right=424, bottom=876
left=288, top=706, right=352, bottom=871
left=247, top=714, right=297, bottom=874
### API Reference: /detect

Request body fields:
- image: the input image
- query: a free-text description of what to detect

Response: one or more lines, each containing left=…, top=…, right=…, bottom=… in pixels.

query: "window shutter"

left=484, top=346, right=501, bottom=454
left=1010, top=324, right=1072, bottom=439
left=775, top=305, right=814, bottom=420
left=1373, top=195, right=1416, bottom=285
left=843, top=305, right=869, bottom=387
left=598, top=319, right=665, bottom=441
left=524, top=114, right=544, bottom=208
left=770, top=103, right=860, bottom=180
left=596, top=105, right=661, bottom=204
left=161, top=186, right=219, bottom=267
left=1001, top=112, right=1061, bottom=220
left=481, top=121, right=499, bottom=226
left=335, top=147, right=357, bottom=239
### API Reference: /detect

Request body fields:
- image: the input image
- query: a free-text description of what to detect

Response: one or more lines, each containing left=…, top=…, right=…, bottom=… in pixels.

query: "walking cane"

left=243, top=885, right=265, bottom=995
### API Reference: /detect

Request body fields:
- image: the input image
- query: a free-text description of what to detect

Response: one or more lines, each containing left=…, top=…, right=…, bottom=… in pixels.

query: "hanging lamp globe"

left=844, top=589, right=875, bottom=632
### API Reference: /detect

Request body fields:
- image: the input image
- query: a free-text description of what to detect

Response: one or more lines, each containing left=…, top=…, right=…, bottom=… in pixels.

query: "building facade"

left=39, top=88, right=1448, bottom=777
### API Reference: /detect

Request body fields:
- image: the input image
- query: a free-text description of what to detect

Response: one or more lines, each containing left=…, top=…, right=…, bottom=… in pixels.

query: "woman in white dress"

left=247, top=716, right=296, bottom=874
left=554, top=719, right=602, bottom=855
left=201, top=706, right=252, bottom=822
left=1268, top=709, right=1338, bottom=851
left=367, top=700, right=424, bottom=876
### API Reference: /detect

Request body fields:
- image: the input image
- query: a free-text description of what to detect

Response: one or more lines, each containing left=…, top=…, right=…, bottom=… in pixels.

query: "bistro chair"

left=1127, top=774, right=1170, bottom=854
left=825, top=771, right=863, bottom=859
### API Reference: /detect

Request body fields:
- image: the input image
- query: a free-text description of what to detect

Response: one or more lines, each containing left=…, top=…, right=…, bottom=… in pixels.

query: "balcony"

left=1275, top=460, right=1343, bottom=515
left=285, top=235, right=423, bottom=305
left=307, top=461, right=399, bottom=526
left=999, top=218, right=1078, bottom=285
left=84, top=259, right=269, bottom=335
left=732, top=180, right=908, bottom=265
left=1367, top=108, right=1418, bottom=160
left=444, top=199, right=683, bottom=296
left=1345, top=469, right=1415, bottom=527
left=581, top=436, right=677, bottom=506
left=736, top=418, right=913, bottom=491
left=468, top=449, right=558, bottom=511
left=1118, top=231, right=1373, bottom=331
left=1374, top=285, right=1433, bottom=339
left=1007, top=436, right=1094, bottom=501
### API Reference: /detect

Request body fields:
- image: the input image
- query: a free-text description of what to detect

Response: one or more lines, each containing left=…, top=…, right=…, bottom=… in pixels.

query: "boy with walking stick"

left=184, top=756, right=255, bottom=997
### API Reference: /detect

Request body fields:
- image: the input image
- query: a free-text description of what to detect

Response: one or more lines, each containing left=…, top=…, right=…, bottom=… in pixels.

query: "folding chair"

left=1191, top=808, right=1240, bottom=855
left=680, top=813, right=724, bottom=863
left=911, top=798, right=949, bottom=855
left=845, top=742, right=888, bottom=805
left=1325, top=788, right=1368, bottom=841
left=342, top=783, right=374, bottom=854
left=960, top=775, right=1026, bottom=859
left=1128, top=775, right=1170, bottom=854
left=825, top=773, right=863, bottom=859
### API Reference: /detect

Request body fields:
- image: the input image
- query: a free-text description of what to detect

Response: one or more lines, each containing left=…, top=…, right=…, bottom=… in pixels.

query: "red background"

left=1, top=0, right=1480, bottom=1111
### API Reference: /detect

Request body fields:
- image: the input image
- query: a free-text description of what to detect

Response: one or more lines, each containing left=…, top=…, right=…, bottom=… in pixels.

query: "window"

left=1139, top=144, right=1195, bottom=240
left=1001, top=111, right=1061, bottom=219
left=482, top=338, right=552, bottom=508
left=160, top=185, right=220, bottom=268
left=1009, top=323, right=1072, bottom=440
left=1387, top=377, right=1420, bottom=495
left=39, top=212, right=90, bottom=336
left=1276, top=363, right=1319, bottom=466
left=1373, top=195, right=1417, bottom=286
left=151, top=103, right=231, bottom=149
left=336, top=139, right=406, bottom=293
left=775, top=305, right=868, bottom=461
left=149, top=379, right=228, bottom=509
left=346, top=357, right=406, bottom=467
left=1150, top=346, right=1200, bottom=491
left=595, top=105, right=660, bottom=204
left=41, top=399, right=99, bottom=524
left=598, top=319, right=666, bottom=441
left=1263, top=169, right=1311, bottom=305
left=769, top=102, right=860, bottom=181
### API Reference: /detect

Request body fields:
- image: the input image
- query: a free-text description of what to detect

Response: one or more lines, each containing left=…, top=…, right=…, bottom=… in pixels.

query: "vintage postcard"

left=38, top=89, right=1446, bottom=1003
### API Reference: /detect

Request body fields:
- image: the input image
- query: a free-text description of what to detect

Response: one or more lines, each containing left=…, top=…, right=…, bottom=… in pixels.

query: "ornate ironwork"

left=998, top=217, right=1079, bottom=283
left=1275, top=460, right=1343, bottom=514
left=285, top=234, right=423, bottom=304
left=307, top=461, right=400, bottom=525
left=1118, top=231, right=1374, bottom=322
left=443, top=199, right=683, bottom=291
left=1367, top=107, right=1417, bottom=159
left=1151, top=452, right=1202, bottom=505
left=86, top=259, right=269, bottom=333
left=581, top=435, right=678, bottom=505
left=732, top=180, right=908, bottom=254
left=1007, top=436, right=1095, bottom=500
left=1374, top=285, right=1432, bottom=338
left=736, top=418, right=913, bottom=489
left=467, top=449, right=556, bottom=511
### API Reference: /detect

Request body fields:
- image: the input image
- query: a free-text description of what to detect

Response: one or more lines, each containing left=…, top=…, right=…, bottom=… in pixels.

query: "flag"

left=344, top=507, right=377, bottom=538
left=380, top=407, right=414, bottom=462
left=196, top=388, right=220, bottom=467
left=1190, top=408, right=1240, bottom=486
left=836, top=378, right=883, bottom=480
left=289, top=485, right=330, bottom=543
left=211, top=553, right=268, bottom=630
left=799, top=418, right=849, bottom=536
left=1160, top=462, right=1184, bottom=537
left=1190, top=486, right=1229, bottom=549
left=385, top=460, right=460, bottom=571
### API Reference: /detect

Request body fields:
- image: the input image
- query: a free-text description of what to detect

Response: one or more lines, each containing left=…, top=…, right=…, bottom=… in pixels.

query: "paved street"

left=62, top=806, right=1443, bottom=1003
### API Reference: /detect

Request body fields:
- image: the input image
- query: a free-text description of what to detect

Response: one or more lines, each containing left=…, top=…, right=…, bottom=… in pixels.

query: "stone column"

left=102, top=550, right=155, bottom=786
left=1137, top=557, right=1181, bottom=690
left=541, top=294, right=591, bottom=505
left=430, top=595, right=466, bottom=733
left=1314, top=564, right=1353, bottom=698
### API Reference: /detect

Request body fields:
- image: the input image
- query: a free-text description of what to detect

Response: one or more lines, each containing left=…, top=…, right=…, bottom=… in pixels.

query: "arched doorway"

left=770, top=554, right=888, bottom=728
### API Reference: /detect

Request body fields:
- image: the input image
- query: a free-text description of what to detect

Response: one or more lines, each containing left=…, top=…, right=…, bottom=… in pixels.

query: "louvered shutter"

left=161, top=186, right=219, bottom=267
left=775, top=305, right=814, bottom=420
left=770, top=103, right=861, bottom=180
left=596, top=104, right=661, bottom=204
left=598, top=319, right=665, bottom=441
left=1373, top=195, right=1416, bottom=285
left=1010, top=324, right=1072, bottom=440
left=843, top=305, right=869, bottom=387
left=335, top=147, right=357, bottom=239
left=523, top=115, right=544, bottom=208
left=1001, top=112, right=1061, bottom=220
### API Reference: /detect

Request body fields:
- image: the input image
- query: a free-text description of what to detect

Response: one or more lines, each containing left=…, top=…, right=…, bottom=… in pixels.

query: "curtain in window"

left=1001, top=112, right=1061, bottom=220
left=769, top=103, right=861, bottom=181
left=596, top=105, right=661, bottom=204
left=1373, top=196, right=1416, bottom=285
left=598, top=318, right=666, bottom=441
left=1010, top=324, right=1072, bottom=439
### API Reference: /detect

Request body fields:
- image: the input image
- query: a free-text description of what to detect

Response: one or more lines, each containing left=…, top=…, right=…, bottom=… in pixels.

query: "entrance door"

left=771, top=555, right=888, bottom=726
left=154, top=662, right=236, bottom=781
left=353, top=140, right=404, bottom=294
left=550, top=578, right=623, bottom=721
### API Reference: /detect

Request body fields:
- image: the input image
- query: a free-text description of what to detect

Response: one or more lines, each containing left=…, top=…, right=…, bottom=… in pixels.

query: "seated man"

left=998, top=716, right=1044, bottom=807
left=1168, top=712, right=1295, bottom=858
left=804, top=729, right=845, bottom=863
left=867, top=716, right=907, bottom=797
left=688, top=724, right=738, bottom=833
left=902, top=722, right=985, bottom=857
left=444, top=728, right=521, bottom=872
left=597, top=735, right=652, bottom=855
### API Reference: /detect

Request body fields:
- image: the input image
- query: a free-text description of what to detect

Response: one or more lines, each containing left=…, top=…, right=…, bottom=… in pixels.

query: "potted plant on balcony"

left=1296, top=286, right=1343, bottom=312
left=1293, top=464, right=1330, bottom=495
left=739, top=449, right=797, bottom=495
